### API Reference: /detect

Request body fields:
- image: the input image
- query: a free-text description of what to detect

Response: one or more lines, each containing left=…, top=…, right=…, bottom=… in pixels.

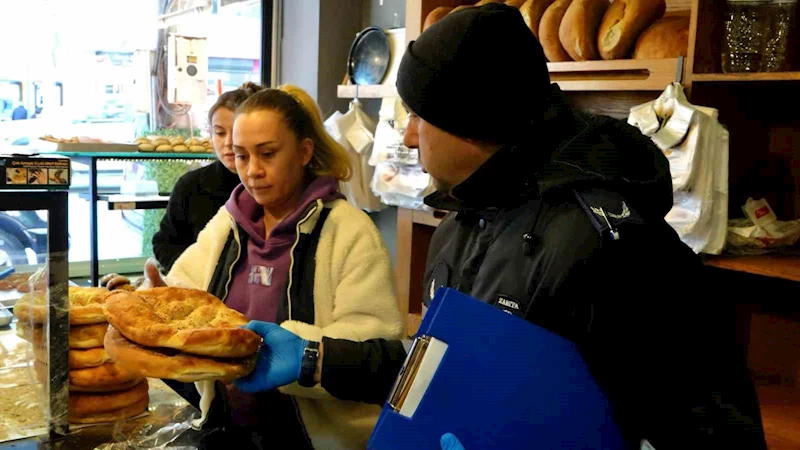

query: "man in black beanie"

left=231, top=4, right=766, bottom=449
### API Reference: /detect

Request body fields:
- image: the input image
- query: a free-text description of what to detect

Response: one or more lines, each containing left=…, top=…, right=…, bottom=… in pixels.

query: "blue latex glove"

left=233, top=321, right=308, bottom=393
left=441, top=433, right=464, bottom=450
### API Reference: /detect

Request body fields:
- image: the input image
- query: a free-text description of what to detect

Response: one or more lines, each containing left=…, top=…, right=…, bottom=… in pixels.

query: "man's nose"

left=403, top=118, right=419, bottom=149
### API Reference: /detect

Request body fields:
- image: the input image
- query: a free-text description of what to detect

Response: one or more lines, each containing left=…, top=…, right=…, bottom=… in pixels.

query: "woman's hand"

left=234, top=321, right=308, bottom=393
left=137, top=258, right=167, bottom=290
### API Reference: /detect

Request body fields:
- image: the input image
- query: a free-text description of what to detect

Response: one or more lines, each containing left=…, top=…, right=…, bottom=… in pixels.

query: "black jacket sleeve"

left=320, top=337, right=407, bottom=405
left=152, top=176, right=195, bottom=272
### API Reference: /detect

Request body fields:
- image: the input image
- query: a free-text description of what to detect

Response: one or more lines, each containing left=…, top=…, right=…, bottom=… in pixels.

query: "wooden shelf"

left=704, top=255, right=800, bottom=283
left=411, top=209, right=446, bottom=227
left=692, top=72, right=800, bottom=83
left=337, top=84, right=397, bottom=99
left=339, top=59, right=683, bottom=98
left=756, top=383, right=800, bottom=450
left=547, top=58, right=683, bottom=91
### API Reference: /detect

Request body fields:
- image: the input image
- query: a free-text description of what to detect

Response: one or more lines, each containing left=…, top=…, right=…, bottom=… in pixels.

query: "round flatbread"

left=69, top=362, right=142, bottom=392
left=104, top=327, right=256, bottom=382
left=70, top=347, right=112, bottom=369
left=69, top=287, right=110, bottom=324
left=69, top=396, right=149, bottom=424
left=103, top=288, right=260, bottom=358
left=70, top=323, right=108, bottom=349
left=16, top=321, right=107, bottom=349
left=69, top=379, right=148, bottom=423
left=13, top=287, right=109, bottom=325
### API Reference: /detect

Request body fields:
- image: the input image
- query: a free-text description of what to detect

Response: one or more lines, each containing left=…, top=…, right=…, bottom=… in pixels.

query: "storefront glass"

left=0, top=0, right=263, bottom=274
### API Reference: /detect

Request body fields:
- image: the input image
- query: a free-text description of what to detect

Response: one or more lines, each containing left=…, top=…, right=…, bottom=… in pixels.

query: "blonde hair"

left=236, top=84, right=352, bottom=181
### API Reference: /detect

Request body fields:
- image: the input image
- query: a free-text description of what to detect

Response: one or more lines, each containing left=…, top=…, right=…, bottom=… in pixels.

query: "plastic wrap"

left=93, top=405, right=197, bottom=450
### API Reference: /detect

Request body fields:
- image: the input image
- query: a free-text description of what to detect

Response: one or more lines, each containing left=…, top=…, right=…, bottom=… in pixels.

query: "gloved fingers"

left=233, top=346, right=272, bottom=393
left=243, top=320, right=279, bottom=338
left=440, top=433, right=464, bottom=450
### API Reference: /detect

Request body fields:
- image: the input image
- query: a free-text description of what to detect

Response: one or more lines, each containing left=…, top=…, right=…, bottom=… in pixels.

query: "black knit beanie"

left=397, top=3, right=551, bottom=144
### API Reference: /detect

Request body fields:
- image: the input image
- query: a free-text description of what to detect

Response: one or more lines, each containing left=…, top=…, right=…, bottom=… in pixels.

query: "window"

left=0, top=0, right=266, bottom=276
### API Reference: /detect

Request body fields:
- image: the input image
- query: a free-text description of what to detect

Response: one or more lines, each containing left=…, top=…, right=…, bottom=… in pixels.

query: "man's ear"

left=300, top=138, right=314, bottom=166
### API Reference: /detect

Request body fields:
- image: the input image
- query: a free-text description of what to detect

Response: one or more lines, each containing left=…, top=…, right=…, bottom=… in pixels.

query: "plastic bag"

left=727, top=198, right=800, bottom=251
left=92, top=402, right=203, bottom=450
left=629, top=82, right=728, bottom=254
left=370, top=97, right=414, bottom=166
left=324, top=101, right=383, bottom=212
left=371, top=163, right=434, bottom=199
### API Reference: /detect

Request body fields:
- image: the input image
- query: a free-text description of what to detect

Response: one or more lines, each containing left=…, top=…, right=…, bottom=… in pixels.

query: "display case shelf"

left=692, top=72, right=800, bottom=83
left=704, top=255, right=800, bottom=283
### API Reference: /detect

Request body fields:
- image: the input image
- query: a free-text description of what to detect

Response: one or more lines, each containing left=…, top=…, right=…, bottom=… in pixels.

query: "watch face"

left=299, top=342, right=320, bottom=387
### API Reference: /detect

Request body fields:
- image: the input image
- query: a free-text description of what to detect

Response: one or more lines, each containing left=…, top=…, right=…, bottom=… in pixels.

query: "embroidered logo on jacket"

left=248, top=265, right=273, bottom=286
left=496, top=295, right=522, bottom=316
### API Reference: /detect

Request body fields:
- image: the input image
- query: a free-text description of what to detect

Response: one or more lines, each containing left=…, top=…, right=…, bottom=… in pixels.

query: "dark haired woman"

left=152, top=82, right=264, bottom=272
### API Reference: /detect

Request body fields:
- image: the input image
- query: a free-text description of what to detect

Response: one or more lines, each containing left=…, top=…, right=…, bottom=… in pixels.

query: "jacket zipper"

left=222, top=218, right=242, bottom=302
left=285, top=201, right=320, bottom=321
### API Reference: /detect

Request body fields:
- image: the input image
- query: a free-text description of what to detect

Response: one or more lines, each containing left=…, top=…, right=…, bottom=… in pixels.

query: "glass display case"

left=0, top=190, right=69, bottom=442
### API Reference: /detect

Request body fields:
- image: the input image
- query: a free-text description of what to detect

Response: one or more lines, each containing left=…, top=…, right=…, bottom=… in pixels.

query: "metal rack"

left=53, top=151, right=215, bottom=286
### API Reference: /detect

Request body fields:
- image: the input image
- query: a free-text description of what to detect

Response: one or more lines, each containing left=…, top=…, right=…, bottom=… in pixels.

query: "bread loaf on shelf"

left=558, top=0, right=609, bottom=61
left=520, top=0, right=555, bottom=39
left=423, top=6, right=453, bottom=31
left=539, top=0, right=574, bottom=62
left=632, top=16, right=690, bottom=59
left=597, top=0, right=666, bottom=60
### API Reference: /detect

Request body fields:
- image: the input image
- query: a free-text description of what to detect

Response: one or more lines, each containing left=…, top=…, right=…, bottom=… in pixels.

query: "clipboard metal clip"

left=387, top=335, right=431, bottom=412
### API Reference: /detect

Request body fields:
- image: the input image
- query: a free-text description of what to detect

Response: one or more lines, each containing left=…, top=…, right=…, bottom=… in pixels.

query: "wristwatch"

left=298, top=341, right=320, bottom=387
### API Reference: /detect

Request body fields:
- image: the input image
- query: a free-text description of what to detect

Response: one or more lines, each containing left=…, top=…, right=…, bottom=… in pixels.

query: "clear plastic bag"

left=92, top=396, right=211, bottom=450
left=370, top=98, right=414, bottom=167
left=371, top=163, right=434, bottom=199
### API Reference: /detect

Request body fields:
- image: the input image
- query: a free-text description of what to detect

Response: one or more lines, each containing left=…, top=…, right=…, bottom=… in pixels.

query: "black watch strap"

left=298, top=341, right=320, bottom=387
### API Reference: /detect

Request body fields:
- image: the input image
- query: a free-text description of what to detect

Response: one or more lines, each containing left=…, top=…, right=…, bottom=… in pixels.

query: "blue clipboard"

left=368, top=288, right=626, bottom=450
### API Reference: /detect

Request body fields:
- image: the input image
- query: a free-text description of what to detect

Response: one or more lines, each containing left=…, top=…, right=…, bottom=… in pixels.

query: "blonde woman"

left=153, top=85, right=402, bottom=449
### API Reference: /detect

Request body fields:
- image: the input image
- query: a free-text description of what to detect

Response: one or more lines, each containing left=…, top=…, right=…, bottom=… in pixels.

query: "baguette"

left=539, top=0, right=574, bottom=62
left=559, top=0, right=609, bottom=61
left=597, top=0, right=666, bottom=60
left=520, top=0, right=555, bottom=39
left=505, top=0, right=529, bottom=7
left=632, top=16, right=690, bottom=59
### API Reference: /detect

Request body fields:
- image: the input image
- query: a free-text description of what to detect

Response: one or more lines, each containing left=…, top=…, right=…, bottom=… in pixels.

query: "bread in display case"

left=0, top=190, right=69, bottom=442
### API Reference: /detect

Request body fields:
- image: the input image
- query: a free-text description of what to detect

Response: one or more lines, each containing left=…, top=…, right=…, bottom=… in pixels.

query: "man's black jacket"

left=320, top=87, right=766, bottom=449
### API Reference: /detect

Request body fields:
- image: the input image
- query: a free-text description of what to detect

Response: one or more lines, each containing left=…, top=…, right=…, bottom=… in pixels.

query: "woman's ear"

left=300, top=137, right=314, bottom=167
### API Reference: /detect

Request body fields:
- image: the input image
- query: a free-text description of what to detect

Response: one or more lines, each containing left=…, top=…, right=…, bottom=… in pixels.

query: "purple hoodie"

left=224, top=176, right=344, bottom=323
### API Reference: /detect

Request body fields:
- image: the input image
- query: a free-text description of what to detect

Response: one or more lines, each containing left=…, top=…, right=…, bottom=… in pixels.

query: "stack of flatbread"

left=103, top=287, right=260, bottom=382
left=14, top=286, right=149, bottom=424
